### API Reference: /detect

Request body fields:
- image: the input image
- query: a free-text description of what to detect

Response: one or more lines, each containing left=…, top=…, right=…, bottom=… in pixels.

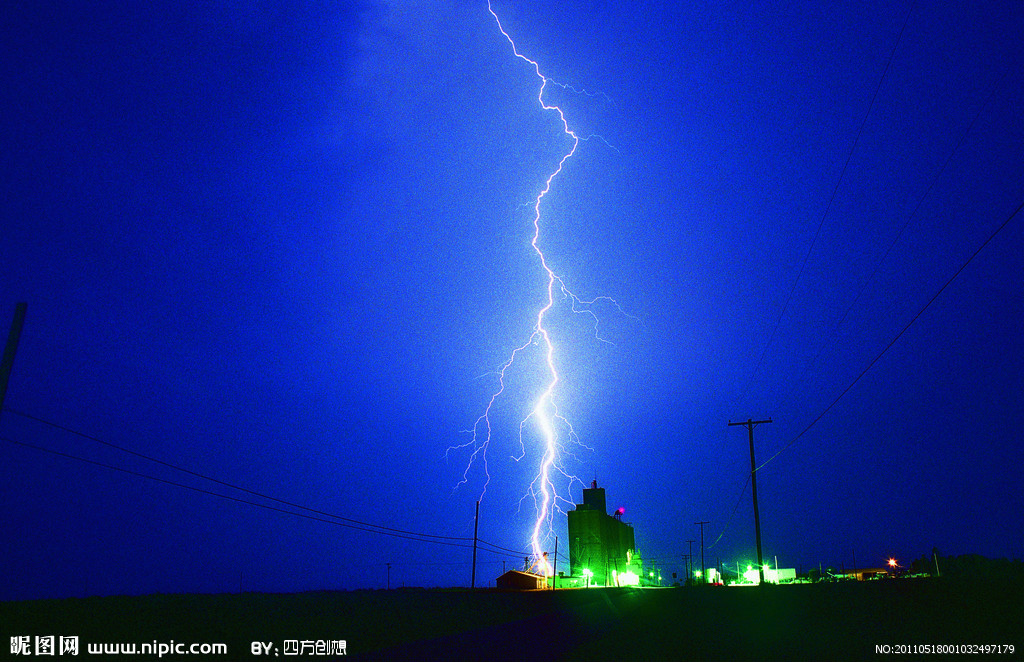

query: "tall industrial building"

left=567, top=480, right=644, bottom=586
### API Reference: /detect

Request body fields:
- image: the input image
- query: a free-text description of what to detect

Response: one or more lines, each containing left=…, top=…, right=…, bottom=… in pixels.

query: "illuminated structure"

left=737, top=564, right=797, bottom=584
left=496, top=570, right=546, bottom=590
left=567, top=481, right=644, bottom=586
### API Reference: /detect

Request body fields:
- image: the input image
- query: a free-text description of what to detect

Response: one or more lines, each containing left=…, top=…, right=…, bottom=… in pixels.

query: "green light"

left=694, top=570, right=701, bottom=577
left=617, top=571, right=640, bottom=586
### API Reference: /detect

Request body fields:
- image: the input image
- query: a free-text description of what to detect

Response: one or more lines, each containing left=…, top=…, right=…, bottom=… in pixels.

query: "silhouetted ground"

left=2, top=578, right=1021, bottom=660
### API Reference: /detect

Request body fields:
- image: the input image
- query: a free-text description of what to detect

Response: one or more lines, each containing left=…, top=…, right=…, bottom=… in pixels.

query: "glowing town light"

left=617, top=571, right=640, bottom=587
left=888, top=558, right=898, bottom=568
left=447, top=0, right=629, bottom=568
left=582, top=568, right=594, bottom=587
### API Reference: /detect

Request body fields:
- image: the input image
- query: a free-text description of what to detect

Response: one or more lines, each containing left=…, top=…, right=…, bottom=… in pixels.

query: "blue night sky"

left=2, top=0, right=1022, bottom=599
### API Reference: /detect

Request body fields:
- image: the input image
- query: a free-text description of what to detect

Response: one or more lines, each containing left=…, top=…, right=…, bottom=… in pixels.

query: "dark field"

left=3, top=579, right=1021, bottom=661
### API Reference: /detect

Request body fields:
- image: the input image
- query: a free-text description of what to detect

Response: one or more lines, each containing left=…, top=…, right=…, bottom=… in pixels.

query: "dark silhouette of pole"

left=471, top=500, right=480, bottom=588
left=386, top=563, right=391, bottom=590
left=695, top=522, right=708, bottom=584
left=686, top=539, right=696, bottom=585
left=0, top=302, right=27, bottom=423
left=552, top=537, right=558, bottom=590
left=729, top=418, right=772, bottom=585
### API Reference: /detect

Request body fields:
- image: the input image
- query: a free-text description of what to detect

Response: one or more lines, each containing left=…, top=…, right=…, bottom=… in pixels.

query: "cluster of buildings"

left=492, top=481, right=904, bottom=590
left=496, top=480, right=654, bottom=590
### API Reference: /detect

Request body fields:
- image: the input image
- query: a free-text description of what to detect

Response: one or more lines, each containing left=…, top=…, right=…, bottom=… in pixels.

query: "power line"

left=792, top=63, right=1013, bottom=397
left=756, top=197, right=1023, bottom=472
left=4, top=408, right=536, bottom=560
left=738, top=0, right=916, bottom=407
left=476, top=538, right=531, bottom=556
left=0, top=434, right=478, bottom=550
left=707, top=474, right=750, bottom=551
left=3, top=407, right=473, bottom=544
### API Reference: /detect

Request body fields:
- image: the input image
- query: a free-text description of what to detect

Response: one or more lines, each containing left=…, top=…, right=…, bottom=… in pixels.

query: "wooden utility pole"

left=695, top=522, right=709, bottom=584
left=686, top=539, right=696, bottom=585
left=0, top=302, right=27, bottom=421
left=471, top=500, right=480, bottom=588
left=552, top=537, right=558, bottom=590
left=729, top=418, right=772, bottom=585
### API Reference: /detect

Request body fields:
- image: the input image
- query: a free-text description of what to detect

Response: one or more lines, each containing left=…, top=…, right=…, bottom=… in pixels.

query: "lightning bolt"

left=448, top=1, right=630, bottom=577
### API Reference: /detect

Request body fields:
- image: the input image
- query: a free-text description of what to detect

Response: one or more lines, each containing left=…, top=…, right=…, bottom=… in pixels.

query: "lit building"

left=567, top=480, right=645, bottom=586
left=496, top=570, right=546, bottom=590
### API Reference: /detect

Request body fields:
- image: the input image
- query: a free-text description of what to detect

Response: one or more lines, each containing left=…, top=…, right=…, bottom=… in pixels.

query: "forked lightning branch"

left=448, top=1, right=630, bottom=576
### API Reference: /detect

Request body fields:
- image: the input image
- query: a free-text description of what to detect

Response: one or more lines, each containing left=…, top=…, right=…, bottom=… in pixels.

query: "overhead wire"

left=2, top=408, right=531, bottom=559
left=735, top=0, right=916, bottom=410
left=791, top=64, right=1013, bottom=397
left=756, top=197, right=1023, bottom=472
left=0, top=434, right=479, bottom=550
left=3, top=407, right=473, bottom=543
left=706, top=473, right=751, bottom=551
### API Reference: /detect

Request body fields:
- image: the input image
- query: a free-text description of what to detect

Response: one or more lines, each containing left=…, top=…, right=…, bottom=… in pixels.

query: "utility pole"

left=686, top=540, right=696, bottom=584
left=471, top=500, right=480, bottom=589
left=552, top=537, right=558, bottom=590
left=0, top=302, right=27, bottom=422
left=729, top=418, right=772, bottom=585
left=695, top=521, right=709, bottom=585
left=386, top=563, right=391, bottom=590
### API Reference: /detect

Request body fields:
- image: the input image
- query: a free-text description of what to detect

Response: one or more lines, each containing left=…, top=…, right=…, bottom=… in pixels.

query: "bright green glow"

left=617, top=571, right=640, bottom=586
left=694, top=570, right=701, bottom=577
left=746, top=565, right=753, bottom=571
